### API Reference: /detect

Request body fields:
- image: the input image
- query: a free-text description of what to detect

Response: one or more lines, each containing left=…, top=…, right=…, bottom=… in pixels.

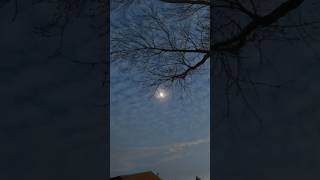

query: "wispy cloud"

left=110, top=136, right=210, bottom=175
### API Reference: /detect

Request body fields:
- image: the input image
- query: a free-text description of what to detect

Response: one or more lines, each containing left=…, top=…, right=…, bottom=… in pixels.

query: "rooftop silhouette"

left=111, top=171, right=161, bottom=180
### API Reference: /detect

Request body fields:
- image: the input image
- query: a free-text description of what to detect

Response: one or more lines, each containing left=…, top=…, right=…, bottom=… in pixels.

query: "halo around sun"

left=155, top=88, right=168, bottom=100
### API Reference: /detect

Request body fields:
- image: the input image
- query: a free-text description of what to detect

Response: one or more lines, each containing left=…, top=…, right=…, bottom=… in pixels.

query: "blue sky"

left=110, top=1, right=320, bottom=179
left=110, top=1, right=210, bottom=179
left=110, top=60, right=210, bottom=179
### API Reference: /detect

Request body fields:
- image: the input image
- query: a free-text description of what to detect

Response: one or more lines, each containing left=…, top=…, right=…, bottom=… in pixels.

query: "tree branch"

left=213, top=0, right=304, bottom=52
left=146, top=47, right=209, bottom=53
left=159, top=0, right=210, bottom=6
left=171, top=53, right=210, bottom=80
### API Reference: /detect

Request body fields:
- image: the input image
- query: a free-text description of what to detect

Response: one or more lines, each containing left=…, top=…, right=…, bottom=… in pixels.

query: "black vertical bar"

left=107, top=0, right=111, bottom=179
left=210, top=0, right=214, bottom=179
left=0, top=0, right=108, bottom=179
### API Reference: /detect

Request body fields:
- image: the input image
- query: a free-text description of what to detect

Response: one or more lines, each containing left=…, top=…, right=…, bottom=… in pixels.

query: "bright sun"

left=155, top=89, right=167, bottom=99
left=159, top=92, right=165, bottom=98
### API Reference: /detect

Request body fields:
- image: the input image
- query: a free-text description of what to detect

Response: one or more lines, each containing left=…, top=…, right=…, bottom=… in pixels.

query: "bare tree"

left=3, top=0, right=314, bottom=91
left=111, top=0, right=320, bottom=87
left=3, top=0, right=318, bottom=120
left=111, top=0, right=320, bottom=123
left=2, top=0, right=316, bottom=88
left=111, top=0, right=210, bottom=89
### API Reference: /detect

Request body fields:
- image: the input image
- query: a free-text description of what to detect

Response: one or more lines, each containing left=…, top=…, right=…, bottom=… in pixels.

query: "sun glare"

left=159, top=92, right=165, bottom=98
left=155, top=88, right=167, bottom=100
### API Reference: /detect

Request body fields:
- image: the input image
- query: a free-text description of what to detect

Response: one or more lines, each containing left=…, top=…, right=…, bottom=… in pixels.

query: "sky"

left=110, top=1, right=320, bottom=180
left=110, top=62, right=210, bottom=179
left=3, top=0, right=320, bottom=179
left=110, top=2, right=210, bottom=179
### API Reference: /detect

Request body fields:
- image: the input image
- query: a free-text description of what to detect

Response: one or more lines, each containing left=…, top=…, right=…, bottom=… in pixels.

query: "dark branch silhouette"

left=110, top=0, right=320, bottom=127
left=111, top=0, right=315, bottom=90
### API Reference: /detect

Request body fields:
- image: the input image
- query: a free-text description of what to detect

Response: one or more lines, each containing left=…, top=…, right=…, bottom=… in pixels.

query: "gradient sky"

left=110, top=1, right=320, bottom=180
left=110, top=67, right=210, bottom=179
left=3, top=0, right=320, bottom=179
left=110, top=2, right=210, bottom=179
